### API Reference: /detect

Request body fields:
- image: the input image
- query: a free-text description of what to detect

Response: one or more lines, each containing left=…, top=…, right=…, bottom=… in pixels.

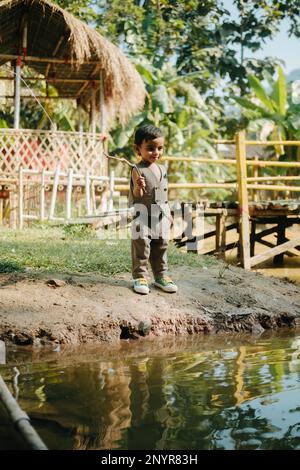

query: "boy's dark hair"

left=134, top=124, right=163, bottom=146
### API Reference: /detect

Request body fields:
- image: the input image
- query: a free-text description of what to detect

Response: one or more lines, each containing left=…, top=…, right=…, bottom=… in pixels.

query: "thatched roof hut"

left=0, top=0, right=146, bottom=126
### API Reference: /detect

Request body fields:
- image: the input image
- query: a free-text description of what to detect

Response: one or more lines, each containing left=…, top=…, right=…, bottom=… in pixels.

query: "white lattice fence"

left=0, top=129, right=106, bottom=176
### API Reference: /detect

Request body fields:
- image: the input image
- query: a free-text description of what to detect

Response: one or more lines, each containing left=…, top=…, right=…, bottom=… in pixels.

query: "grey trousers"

left=131, top=236, right=168, bottom=280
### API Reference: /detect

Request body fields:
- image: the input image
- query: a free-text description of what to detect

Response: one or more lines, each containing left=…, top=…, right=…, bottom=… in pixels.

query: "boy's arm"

left=132, top=168, right=146, bottom=198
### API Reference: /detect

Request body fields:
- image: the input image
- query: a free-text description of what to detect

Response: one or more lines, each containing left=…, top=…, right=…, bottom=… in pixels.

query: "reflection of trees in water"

left=10, top=335, right=300, bottom=450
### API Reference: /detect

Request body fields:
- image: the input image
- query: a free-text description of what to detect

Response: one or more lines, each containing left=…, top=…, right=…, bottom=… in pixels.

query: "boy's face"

left=136, top=137, right=164, bottom=164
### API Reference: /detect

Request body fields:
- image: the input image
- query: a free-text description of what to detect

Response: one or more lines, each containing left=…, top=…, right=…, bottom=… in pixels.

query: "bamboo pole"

left=236, top=131, right=251, bottom=270
left=114, top=182, right=237, bottom=191
left=163, top=156, right=300, bottom=167
left=0, top=200, right=3, bottom=226
left=99, top=70, right=105, bottom=133
left=99, top=70, right=106, bottom=176
left=247, top=175, right=300, bottom=181
left=85, top=170, right=92, bottom=216
left=40, top=168, right=45, bottom=221
left=0, top=76, right=102, bottom=83
left=9, top=191, right=17, bottom=230
left=246, top=140, right=300, bottom=146
left=0, top=375, right=47, bottom=450
left=91, top=180, right=97, bottom=214
left=163, top=157, right=236, bottom=164
left=108, top=170, right=115, bottom=211
left=1, top=95, right=78, bottom=100
left=90, top=88, right=96, bottom=134
left=0, top=53, right=99, bottom=65
left=13, top=58, right=21, bottom=129
left=49, top=164, right=60, bottom=220
left=18, top=166, right=24, bottom=229
left=247, top=184, right=300, bottom=191
left=66, top=168, right=73, bottom=220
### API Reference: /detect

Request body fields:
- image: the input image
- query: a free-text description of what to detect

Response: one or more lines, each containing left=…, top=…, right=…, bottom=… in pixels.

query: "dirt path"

left=0, top=265, right=300, bottom=346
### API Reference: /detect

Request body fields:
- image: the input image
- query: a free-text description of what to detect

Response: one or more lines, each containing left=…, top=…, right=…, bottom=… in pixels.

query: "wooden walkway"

left=174, top=201, right=300, bottom=268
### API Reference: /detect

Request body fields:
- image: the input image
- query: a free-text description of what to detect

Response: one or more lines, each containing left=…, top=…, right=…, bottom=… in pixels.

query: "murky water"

left=0, top=331, right=300, bottom=450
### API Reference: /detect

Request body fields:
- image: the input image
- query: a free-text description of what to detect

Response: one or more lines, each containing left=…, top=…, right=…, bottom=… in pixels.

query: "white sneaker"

left=154, top=276, right=178, bottom=293
left=132, top=278, right=150, bottom=295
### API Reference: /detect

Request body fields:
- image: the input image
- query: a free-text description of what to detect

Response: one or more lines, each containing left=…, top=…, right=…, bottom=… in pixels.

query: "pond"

left=0, top=330, right=300, bottom=450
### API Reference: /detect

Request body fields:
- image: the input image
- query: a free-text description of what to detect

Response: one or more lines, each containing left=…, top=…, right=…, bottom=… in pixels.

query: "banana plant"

left=110, top=59, right=217, bottom=155
left=231, top=66, right=300, bottom=160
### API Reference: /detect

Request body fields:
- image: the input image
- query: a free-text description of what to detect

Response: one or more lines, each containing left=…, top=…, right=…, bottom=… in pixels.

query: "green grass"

left=0, top=225, right=217, bottom=275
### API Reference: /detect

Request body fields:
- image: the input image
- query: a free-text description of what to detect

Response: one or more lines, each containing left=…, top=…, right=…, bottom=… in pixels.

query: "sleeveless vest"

left=129, top=161, right=169, bottom=212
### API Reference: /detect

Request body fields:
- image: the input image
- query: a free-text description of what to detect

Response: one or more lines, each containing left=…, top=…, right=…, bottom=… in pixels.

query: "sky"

left=222, top=0, right=300, bottom=75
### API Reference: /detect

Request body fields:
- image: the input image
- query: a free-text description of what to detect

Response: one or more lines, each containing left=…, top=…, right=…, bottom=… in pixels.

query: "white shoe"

left=154, top=276, right=178, bottom=293
left=132, top=278, right=150, bottom=295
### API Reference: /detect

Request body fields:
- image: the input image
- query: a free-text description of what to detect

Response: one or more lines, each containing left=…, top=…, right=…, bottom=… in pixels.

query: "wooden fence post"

left=235, top=130, right=251, bottom=270
left=40, top=169, right=45, bottom=221
left=18, top=165, right=23, bottom=229
left=108, top=170, right=115, bottom=211
left=66, top=168, right=73, bottom=220
left=49, top=164, right=60, bottom=220
left=85, top=170, right=92, bottom=216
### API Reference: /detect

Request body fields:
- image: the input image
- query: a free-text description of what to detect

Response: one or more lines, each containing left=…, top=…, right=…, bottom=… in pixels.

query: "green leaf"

left=271, top=67, right=287, bottom=117
left=248, top=75, right=275, bottom=113
left=231, top=96, right=271, bottom=117
left=135, top=64, right=154, bottom=85
left=0, top=118, right=8, bottom=128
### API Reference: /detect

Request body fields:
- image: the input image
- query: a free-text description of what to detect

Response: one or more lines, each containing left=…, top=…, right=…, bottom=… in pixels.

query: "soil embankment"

left=0, top=265, right=300, bottom=346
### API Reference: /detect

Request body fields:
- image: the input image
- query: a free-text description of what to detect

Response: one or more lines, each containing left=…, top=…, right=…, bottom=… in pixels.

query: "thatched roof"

left=0, top=0, right=146, bottom=125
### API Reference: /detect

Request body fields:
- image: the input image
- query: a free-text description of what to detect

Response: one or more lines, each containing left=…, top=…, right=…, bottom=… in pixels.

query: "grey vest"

left=129, top=161, right=169, bottom=212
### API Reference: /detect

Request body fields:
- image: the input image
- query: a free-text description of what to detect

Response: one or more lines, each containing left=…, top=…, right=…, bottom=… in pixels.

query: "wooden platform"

left=174, top=200, right=300, bottom=267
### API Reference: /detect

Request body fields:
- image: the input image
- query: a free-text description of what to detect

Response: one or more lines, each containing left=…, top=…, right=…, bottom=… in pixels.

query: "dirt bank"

left=0, top=265, right=300, bottom=346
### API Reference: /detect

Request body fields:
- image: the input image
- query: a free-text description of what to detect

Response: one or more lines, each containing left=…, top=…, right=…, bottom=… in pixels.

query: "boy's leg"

left=149, top=237, right=168, bottom=279
left=150, top=238, right=178, bottom=293
left=131, top=236, right=151, bottom=279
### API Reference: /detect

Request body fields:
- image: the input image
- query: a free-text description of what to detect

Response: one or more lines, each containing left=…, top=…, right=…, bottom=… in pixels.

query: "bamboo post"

left=91, top=180, right=97, bottom=214
left=39, top=169, right=45, bottom=221
left=85, top=170, right=92, bottom=216
left=0, top=375, right=47, bottom=450
left=250, top=220, right=256, bottom=257
left=215, top=214, right=221, bottom=253
left=274, top=216, right=286, bottom=265
left=49, top=165, right=60, bottom=220
left=78, top=101, right=84, bottom=163
left=9, top=189, right=17, bottom=230
left=90, top=88, right=96, bottom=135
left=13, top=58, right=21, bottom=129
left=235, top=131, right=251, bottom=270
left=108, top=170, right=115, bottom=211
left=99, top=70, right=106, bottom=133
left=0, top=199, right=3, bottom=226
left=220, top=211, right=227, bottom=259
left=253, top=156, right=258, bottom=202
left=66, top=168, right=73, bottom=220
left=99, top=70, right=106, bottom=175
left=18, top=166, right=23, bottom=229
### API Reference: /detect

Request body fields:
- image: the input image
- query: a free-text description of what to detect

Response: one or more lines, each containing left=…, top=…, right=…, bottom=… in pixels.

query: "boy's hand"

left=136, top=176, right=146, bottom=189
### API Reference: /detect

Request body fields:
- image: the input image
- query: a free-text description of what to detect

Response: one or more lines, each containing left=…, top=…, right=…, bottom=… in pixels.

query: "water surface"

left=0, top=331, right=300, bottom=450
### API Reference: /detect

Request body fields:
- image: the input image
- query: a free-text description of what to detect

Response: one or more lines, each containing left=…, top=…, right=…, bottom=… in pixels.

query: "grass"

left=0, top=225, right=218, bottom=275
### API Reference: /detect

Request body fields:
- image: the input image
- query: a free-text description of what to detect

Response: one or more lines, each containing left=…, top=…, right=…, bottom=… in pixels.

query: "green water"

left=1, top=331, right=300, bottom=450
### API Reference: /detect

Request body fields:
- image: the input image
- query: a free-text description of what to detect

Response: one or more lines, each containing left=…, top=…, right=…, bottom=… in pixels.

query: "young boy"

left=129, top=124, right=178, bottom=295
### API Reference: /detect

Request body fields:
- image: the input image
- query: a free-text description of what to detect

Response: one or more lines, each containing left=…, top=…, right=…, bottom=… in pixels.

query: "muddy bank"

left=0, top=265, right=300, bottom=346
